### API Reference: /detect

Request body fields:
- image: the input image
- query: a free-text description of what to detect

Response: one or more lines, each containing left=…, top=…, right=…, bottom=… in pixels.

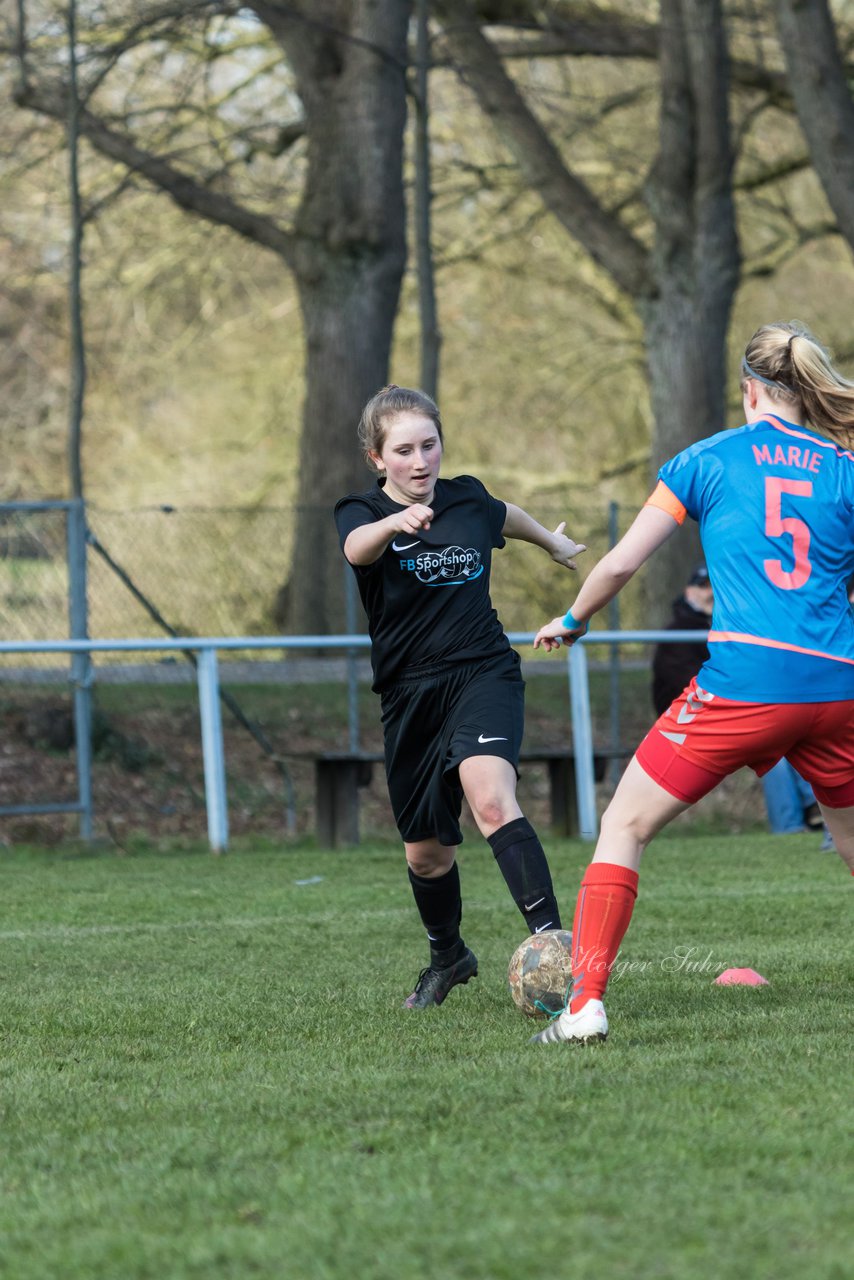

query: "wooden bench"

left=311, top=746, right=632, bottom=848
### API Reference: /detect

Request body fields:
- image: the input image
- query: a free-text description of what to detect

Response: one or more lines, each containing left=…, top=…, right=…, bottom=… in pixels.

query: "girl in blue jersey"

left=529, top=320, right=854, bottom=1046
left=335, top=386, right=586, bottom=1009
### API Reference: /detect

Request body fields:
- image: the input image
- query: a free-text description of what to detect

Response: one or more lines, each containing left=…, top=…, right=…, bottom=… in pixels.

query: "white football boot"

left=529, top=998, right=608, bottom=1045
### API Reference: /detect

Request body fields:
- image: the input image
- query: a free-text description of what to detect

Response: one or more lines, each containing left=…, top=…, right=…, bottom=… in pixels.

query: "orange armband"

left=644, top=480, right=687, bottom=525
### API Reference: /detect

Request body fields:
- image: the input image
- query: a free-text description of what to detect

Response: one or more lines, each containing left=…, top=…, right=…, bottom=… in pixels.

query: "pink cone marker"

left=714, top=967, right=768, bottom=986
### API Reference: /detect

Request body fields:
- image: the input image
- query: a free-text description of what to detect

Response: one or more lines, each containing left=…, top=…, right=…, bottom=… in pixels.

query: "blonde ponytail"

left=743, top=321, right=854, bottom=450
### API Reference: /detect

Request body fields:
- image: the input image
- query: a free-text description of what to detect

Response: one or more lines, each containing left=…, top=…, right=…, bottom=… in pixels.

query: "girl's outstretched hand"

left=549, top=521, right=587, bottom=570
left=533, top=615, right=588, bottom=652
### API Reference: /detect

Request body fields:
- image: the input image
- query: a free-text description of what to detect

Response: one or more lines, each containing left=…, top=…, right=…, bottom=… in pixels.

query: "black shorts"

left=380, top=649, right=525, bottom=846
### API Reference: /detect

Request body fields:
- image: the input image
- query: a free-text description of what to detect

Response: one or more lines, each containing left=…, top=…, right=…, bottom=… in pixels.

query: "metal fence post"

left=607, top=501, right=622, bottom=784
left=568, top=641, right=597, bottom=840
left=344, top=564, right=360, bottom=753
left=67, top=499, right=93, bottom=839
left=197, top=647, right=229, bottom=852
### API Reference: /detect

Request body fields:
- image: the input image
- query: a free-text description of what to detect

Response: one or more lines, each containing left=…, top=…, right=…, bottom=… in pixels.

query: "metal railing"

left=0, top=630, right=708, bottom=850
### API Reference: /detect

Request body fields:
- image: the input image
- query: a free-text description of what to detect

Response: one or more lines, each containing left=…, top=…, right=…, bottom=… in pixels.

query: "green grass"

left=1, top=834, right=851, bottom=1279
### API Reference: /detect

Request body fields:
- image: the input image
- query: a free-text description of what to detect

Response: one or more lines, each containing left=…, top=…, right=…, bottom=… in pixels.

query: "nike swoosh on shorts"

left=477, top=734, right=508, bottom=743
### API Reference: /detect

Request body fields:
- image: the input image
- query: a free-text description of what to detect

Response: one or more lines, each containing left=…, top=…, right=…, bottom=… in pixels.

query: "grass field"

left=1, top=832, right=851, bottom=1279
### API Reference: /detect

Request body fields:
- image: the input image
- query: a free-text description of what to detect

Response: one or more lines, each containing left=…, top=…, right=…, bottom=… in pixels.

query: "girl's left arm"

left=501, top=502, right=587, bottom=570
left=534, top=504, right=679, bottom=650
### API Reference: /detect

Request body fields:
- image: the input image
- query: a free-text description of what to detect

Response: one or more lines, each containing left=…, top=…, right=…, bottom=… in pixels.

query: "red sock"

left=570, top=862, right=639, bottom=1012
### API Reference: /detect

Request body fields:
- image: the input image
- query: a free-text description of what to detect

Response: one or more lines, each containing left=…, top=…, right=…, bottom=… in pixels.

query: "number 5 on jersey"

left=763, top=477, right=812, bottom=590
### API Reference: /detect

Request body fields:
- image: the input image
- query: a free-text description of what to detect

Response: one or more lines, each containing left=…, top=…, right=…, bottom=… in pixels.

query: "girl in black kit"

left=335, top=386, right=586, bottom=1008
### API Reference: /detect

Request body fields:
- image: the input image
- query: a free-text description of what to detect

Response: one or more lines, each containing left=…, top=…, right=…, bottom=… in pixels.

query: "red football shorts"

left=636, top=678, right=854, bottom=808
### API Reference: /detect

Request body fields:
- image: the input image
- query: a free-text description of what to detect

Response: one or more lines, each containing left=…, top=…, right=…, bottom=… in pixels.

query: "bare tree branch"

left=432, top=13, right=794, bottom=108
left=13, top=78, right=296, bottom=263
left=434, top=6, right=653, bottom=298
left=80, top=1, right=240, bottom=99
left=736, top=152, right=811, bottom=192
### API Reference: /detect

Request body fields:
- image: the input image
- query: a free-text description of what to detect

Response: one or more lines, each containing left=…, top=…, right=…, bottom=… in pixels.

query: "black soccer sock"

left=488, top=817, right=562, bottom=934
left=407, top=863, right=464, bottom=963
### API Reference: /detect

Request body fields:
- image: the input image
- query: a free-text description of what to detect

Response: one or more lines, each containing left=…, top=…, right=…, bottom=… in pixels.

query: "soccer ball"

left=507, top=929, right=573, bottom=1018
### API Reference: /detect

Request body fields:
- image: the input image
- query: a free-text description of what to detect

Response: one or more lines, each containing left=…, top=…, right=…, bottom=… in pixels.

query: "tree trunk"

left=775, top=0, right=854, bottom=251
left=437, top=0, right=740, bottom=623
left=640, top=293, right=732, bottom=597
left=639, top=0, right=740, bottom=610
left=258, top=0, right=411, bottom=633
left=280, top=252, right=405, bottom=633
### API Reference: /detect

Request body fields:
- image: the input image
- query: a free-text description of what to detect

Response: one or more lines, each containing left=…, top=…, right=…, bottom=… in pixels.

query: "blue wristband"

left=562, top=609, right=585, bottom=631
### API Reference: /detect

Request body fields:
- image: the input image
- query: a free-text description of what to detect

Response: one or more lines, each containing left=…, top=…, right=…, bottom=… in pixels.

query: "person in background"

left=651, top=565, right=713, bottom=716
left=761, top=758, right=822, bottom=835
left=820, top=575, right=854, bottom=852
left=761, top=573, right=854, bottom=841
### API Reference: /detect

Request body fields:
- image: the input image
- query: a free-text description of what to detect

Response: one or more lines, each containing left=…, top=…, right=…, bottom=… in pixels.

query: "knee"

left=599, top=803, right=654, bottom=851
left=459, top=758, right=521, bottom=836
left=406, top=843, right=455, bottom=878
left=467, top=790, right=519, bottom=837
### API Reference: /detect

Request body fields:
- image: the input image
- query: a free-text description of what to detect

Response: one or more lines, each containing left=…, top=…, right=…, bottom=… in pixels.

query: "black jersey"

left=334, top=475, right=511, bottom=690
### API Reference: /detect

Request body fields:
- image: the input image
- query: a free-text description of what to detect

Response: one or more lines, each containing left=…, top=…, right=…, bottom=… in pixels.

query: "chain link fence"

left=83, top=501, right=635, bottom=643
left=1, top=498, right=637, bottom=646
left=86, top=506, right=293, bottom=642
left=0, top=504, right=72, bottom=653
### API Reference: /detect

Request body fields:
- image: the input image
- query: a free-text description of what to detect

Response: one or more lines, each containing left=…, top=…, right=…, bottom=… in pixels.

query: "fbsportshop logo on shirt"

left=394, top=543, right=483, bottom=586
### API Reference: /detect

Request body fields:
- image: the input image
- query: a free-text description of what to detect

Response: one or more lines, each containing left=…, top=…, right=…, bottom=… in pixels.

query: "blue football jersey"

left=656, top=414, right=854, bottom=702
